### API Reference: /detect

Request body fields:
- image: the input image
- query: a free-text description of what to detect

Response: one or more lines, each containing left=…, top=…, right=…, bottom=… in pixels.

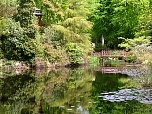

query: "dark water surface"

left=0, top=67, right=152, bottom=114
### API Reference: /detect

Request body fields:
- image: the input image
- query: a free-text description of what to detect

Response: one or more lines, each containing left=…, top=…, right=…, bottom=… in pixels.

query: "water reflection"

left=0, top=68, right=93, bottom=114
left=0, top=67, right=152, bottom=114
left=90, top=71, right=152, bottom=114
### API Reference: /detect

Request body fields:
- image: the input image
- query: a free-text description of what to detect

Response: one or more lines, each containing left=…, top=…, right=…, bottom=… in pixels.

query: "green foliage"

left=0, top=18, right=38, bottom=60
left=0, top=0, right=44, bottom=61
left=34, top=0, right=68, bottom=25
left=103, top=58, right=123, bottom=67
left=88, top=56, right=101, bottom=67
left=94, top=43, right=107, bottom=51
left=119, top=36, right=151, bottom=48
left=4, top=60, right=15, bottom=65
left=119, top=36, right=151, bottom=49
left=63, top=17, right=92, bottom=34
left=44, top=46, right=68, bottom=64
left=66, top=0, right=90, bottom=18
left=14, top=0, right=38, bottom=60
left=50, top=0, right=93, bottom=64
left=90, top=0, right=152, bottom=49
left=125, top=52, right=137, bottom=63
left=0, top=18, right=23, bottom=60
left=0, top=0, right=17, bottom=17
left=0, top=49, right=3, bottom=59
left=33, top=0, right=93, bottom=65
left=1, top=0, right=152, bottom=66
left=66, top=43, right=84, bottom=64
left=15, top=0, right=35, bottom=27
left=118, top=1, right=152, bottom=64
left=42, top=27, right=69, bottom=64
left=42, top=26, right=64, bottom=48
left=0, top=0, right=93, bottom=65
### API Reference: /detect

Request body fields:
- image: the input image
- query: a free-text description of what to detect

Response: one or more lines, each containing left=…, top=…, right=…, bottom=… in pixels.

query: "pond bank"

left=0, top=58, right=87, bottom=73
left=1, top=56, right=151, bottom=73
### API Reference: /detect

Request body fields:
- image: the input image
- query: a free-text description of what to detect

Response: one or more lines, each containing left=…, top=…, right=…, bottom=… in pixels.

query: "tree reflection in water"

left=0, top=67, right=152, bottom=114
left=0, top=68, right=93, bottom=114
left=90, top=72, right=152, bottom=114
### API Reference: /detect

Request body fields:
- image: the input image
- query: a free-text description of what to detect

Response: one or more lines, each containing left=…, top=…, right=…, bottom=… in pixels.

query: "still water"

left=0, top=66, right=152, bottom=114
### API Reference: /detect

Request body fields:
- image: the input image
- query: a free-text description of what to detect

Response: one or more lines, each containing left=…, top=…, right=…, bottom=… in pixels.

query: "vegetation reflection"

left=0, top=66, right=152, bottom=114
left=0, top=68, right=94, bottom=114
left=89, top=71, right=152, bottom=114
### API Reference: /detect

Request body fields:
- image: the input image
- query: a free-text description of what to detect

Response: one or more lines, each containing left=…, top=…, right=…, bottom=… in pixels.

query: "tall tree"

left=34, top=0, right=68, bottom=25
left=52, top=0, right=93, bottom=63
left=35, top=0, right=93, bottom=64
left=90, top=0, right=149, bottom=50
left=119, top=0, right=152, bottom=48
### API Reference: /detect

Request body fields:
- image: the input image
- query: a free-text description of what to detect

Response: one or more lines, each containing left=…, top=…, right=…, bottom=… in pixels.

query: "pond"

left=0, top=66, right=152, bottom=114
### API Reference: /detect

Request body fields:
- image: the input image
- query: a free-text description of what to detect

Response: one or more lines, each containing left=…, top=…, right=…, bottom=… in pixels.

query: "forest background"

left=0, top=0, right=152, bottom=67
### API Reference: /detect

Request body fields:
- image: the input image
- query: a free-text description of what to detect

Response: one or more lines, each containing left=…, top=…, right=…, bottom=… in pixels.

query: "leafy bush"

left=5, top=60, right=15, bottom=65
left=42, top=27, right=64, bottom=48
left=88, top=56, right=101, bottom=67
left=42, top=27, right=69, bottom=64
left=125, top=52, right=137, bottom=63
left=119, top=36, right=151, bottom=49
left=0, top=49, right=4, bottom=59
left=0, top=18, right=39, bottom=61
left=66, top=43, right=84, bottom=64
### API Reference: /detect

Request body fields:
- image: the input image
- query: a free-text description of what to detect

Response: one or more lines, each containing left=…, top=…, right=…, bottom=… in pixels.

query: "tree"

left=34, top=0, right=93, bottom=64
left=52, top=0, right=93, bottom=64
left=90, top=0, right=149, bottom=50
left=34, top=0, right=68, bottom=25
left=119, top=0, right=152, bottom=49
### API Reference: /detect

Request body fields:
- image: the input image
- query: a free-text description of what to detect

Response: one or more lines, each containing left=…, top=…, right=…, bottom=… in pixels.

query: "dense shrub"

left=66, top=43, right=84, bottom=64
left=41, top=27, right=69, bottom=64
left=125, top=52, right=137, bottom=63
left=0, top=18, right=38, bottom=60
left=88, top=56, right=101, bottom=67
